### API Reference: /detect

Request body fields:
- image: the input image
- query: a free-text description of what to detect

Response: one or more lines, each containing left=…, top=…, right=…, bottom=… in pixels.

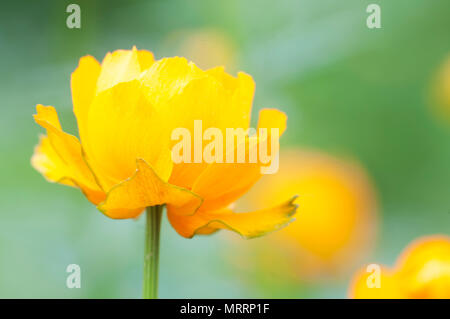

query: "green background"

left=0, top=0, right=449, bottom=298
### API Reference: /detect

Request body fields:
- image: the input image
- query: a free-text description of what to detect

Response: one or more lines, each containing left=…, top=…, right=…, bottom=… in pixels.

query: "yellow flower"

left=349, top=235, right=450, bottom=298
left=31, top=47, right=296, bottom=238
left=165, top=28, right=235, bottom=70
left=235, top=149, right=377, bottom=279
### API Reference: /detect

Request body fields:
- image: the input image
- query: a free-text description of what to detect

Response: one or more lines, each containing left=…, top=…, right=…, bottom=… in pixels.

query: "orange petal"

left=32, top=105, right=105, bottom=204
left=167, top=196, right=297, bottom=239
left=98, top=159, right=202, bottom=219
left=190, top=160, right=261, bottom=212
left=72, top=48, right=154, bottom=145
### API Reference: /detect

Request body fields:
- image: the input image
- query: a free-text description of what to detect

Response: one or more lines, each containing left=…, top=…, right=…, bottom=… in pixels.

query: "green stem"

left=143, top=205, right=163, bottom=299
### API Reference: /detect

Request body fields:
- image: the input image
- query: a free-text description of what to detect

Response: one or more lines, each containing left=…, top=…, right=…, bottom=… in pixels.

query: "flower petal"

left=395, top=235, right=450, bottom=298
left=206, top=67, right=255, bottom=129
left=349, top=266, right=405, bottom=299
left=96, top=47, right=154, bottom=93
left=189, top=146, right=260, bottom=211
left=142, top=58, right=255, bottom=133
left=32, top=135, right=76, bottom=187
left=176, top=108, right=287, bottom=212
left=32, top=105, right=105, bottom=204
left=167, top=196, right=298, bottom=238
left=257, top=108, right=287, bottom=136
left=140, top=58, right=256, bottom=189
left=97, top=158, right=202, bottom=219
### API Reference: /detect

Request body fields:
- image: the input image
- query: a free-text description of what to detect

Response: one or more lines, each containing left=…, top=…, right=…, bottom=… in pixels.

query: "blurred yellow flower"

left=237, top=149, right=377, bottom=279
left=432, top=55, right=450, bottom=122
left=31, top=47, right=296, bottom=239
left=165, top=29, right=235, bottom=70
left=350, top=235, right=450, bottom=298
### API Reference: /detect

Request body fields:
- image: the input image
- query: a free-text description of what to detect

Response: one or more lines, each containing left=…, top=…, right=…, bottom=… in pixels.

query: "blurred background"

left=0, top=0, right=449, bottom=298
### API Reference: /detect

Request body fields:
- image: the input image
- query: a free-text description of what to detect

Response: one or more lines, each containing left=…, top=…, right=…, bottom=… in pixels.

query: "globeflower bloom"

left=31, top=47, right=296, bottom=298
left=349, top=235, right=450, bottom=299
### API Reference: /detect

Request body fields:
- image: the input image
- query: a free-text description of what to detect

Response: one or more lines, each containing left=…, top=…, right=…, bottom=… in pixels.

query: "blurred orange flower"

left=349, top=235, right=450, bottom=298
left=432, top=55, right=450, bottom=122
left=165, top=29, right=235, bottom=70
left=236, top=149, right=377, bottom=280
left=31, top=47, right=296, bottom=238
